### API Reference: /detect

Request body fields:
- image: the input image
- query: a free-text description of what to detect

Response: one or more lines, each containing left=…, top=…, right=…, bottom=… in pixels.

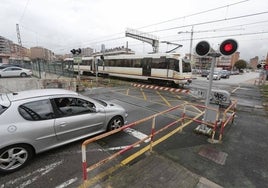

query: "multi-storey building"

left=81, top=47, right=94, bottom=57
left=0, top=36, right=12, bottom=64
left=0, top=35, right=31, bottom=64
left=192, top=51, right=240, bottom=71
left=30, top=47, right=55, bottom=62
left=216, top=52, right=240, bottom=70
left=249, top=56, right=259, bottom=69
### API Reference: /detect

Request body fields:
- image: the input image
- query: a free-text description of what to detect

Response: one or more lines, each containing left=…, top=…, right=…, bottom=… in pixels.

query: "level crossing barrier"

left=80, top=101, right=236, bottom=187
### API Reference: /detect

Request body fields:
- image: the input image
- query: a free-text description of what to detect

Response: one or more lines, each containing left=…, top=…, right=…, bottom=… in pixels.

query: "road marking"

left=85, top=145, right=141, bottom=152
left=231, top=85, right=240, bottom=93
left=2, top=160, right=63, bottom=188
left=157, top=91, right=171, bottom=107
left=124, top=128, right=151, bottom=143
left=140, top=88, right=147, bottom=100
left=55, top=177, right=78, bottom=188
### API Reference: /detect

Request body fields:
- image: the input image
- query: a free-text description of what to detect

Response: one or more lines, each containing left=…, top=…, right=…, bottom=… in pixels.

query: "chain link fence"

left=31, top=59, right=74, bottom=79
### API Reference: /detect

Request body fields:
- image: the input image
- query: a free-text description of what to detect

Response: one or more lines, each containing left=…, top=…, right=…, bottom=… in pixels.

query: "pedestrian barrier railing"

left=80, top=101, right=236, bottom=187
left=218, top=100, right=237, bottom=141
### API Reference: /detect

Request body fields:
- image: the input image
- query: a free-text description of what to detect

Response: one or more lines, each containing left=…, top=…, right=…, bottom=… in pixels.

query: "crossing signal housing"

left=70, top=48, right=82, bottom=55
left=219, top=39, right=238, bottom=56
left=195, top=41, right=210, bottom=57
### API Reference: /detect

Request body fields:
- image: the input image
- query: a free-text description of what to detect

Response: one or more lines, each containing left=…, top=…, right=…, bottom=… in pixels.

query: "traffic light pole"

left=195, top=52, right=221, bottom=135
left=194, top=39, right=238, bottom=136
left=70, top=48, right=82, bottom=91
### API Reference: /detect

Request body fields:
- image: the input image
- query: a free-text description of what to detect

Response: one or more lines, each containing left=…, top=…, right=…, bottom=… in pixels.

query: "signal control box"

left=190, top=87, right=231, bottom=107
left=210, top=89, right=231, bottom=107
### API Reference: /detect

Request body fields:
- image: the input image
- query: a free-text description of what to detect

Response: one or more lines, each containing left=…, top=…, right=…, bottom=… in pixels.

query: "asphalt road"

left=1, top=72, right=266, bottom=188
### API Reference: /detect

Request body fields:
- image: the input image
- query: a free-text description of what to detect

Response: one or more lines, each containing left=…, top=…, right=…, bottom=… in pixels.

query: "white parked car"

left=0, top=66, right=32, bottom=77
left=207, top=71, right=221, bottom=80
left=0, top=89, right=128, bottom=173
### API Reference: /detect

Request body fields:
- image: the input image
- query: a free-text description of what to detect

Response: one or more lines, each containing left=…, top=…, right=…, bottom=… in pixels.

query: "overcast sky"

left=1, top=0, right=268, bottom=61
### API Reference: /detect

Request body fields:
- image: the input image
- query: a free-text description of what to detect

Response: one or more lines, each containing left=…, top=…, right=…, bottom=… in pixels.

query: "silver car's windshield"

left=93, top=98, right=107, bottom=107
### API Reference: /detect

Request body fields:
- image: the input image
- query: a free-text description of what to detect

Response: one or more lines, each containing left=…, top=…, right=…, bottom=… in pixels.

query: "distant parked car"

left=201, top=70, right=210, bottom=77
left=0, top=89, right=128, bottom=173
left=0, top=66, right=32, bottom=77
left=207, top=71, right=221, bottom=80
left=231, top=70, right=239, bottom=75
left=220, top=70, right=230, bottom=78
left=0, top=64, right=21, bottom=69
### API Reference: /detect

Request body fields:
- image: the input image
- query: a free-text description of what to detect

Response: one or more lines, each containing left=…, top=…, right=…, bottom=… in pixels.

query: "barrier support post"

left=82, top=145, right=88, bottom=181
left=182, top=104, right=186, bottom=125
left=150, top=116, right=156, bottom=152
left=219, top=114, right=226, bottom=141
left=210, top=120, right=218, bottom=142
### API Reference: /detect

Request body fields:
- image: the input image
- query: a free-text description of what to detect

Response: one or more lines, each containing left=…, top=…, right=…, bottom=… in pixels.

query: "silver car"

left=0, top=66, right=32, bottom=77
left=0, top=89, right=127, bottom=173
left=207, top=71, right=221, bottom=80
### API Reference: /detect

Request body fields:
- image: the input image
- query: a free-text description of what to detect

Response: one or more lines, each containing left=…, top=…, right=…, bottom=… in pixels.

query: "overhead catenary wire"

left=145, top=11, right=268, bottom=34
left=18, top=1, right=266, bottom=54
left=54, top=11, right=268, bottom=53
left=137, top=0, right=250, bottom=29
left=19, top=0, right=30, bottom=23
left=51, top=0, right=254, bottom=51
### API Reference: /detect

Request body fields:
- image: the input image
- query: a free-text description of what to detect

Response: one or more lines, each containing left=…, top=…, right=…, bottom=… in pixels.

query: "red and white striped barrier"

left=131, top=83, right=190, bottom=94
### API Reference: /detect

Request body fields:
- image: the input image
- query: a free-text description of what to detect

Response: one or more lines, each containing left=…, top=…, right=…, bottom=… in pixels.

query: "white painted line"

left=3, top=160, right=63, bottom=188
left=55, top=177, right=78, bottom=188
left=124, top=128, right=151, bottom=143
left=85, top=144, right=141, bottom=152
left=231, top=86, right=240, bottom=93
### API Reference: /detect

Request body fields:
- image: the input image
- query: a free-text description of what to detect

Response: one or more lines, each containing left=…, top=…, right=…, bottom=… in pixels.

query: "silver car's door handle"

left=59, top=122, right=67, bottom=127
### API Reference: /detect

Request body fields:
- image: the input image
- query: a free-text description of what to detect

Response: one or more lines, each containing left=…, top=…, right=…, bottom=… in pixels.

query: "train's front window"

left=168, top=59, right=179, bottom=71
left=182, top=59, right=192, bottom=73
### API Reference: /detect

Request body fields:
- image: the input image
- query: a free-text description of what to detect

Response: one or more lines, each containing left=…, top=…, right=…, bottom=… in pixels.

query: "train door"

left=141, top=58, right=152, bottom=76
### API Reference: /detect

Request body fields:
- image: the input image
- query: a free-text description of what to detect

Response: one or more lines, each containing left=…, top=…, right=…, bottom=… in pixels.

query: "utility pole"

left=189, top=26, right=194, bottom=63
left=16, top=24, right=23, bottom=65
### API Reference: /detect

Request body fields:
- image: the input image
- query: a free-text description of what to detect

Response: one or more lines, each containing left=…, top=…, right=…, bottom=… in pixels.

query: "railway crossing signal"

left=195, top=39, right=238, bottom=57
left=194, top=38, right=238, bottom=137
left=195, top=41, right=210, bottom=56
left=219, top=39, right=238, bottom=56
left=70, top=48, right=81, bottom=55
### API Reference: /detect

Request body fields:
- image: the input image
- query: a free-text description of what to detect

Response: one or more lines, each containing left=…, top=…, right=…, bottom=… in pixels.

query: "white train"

left=64, top=53, right=193, bottom=86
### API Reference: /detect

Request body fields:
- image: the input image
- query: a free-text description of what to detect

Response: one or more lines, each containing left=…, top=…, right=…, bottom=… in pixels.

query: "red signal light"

left=223, top=43, right=233, bottom=52
left=219, top=39, right=238, bottom=56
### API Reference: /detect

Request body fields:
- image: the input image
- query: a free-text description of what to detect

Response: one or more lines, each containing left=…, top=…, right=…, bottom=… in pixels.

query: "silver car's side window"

left=18, top=99, right=54, bottom=121
left=54, top=97, right=96, bottom=117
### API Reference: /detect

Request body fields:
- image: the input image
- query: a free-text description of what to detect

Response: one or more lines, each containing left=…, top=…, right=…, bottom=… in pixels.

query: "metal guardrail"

left=80, top=101, right=238, bottom=187
left=218, top=100, right=237, bottom=141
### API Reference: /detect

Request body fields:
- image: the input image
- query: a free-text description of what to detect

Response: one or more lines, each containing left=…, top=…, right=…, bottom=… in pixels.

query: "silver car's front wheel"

left=0, top=144, right=33, bottom=174
left=107, top=116, right=123, bottom=131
